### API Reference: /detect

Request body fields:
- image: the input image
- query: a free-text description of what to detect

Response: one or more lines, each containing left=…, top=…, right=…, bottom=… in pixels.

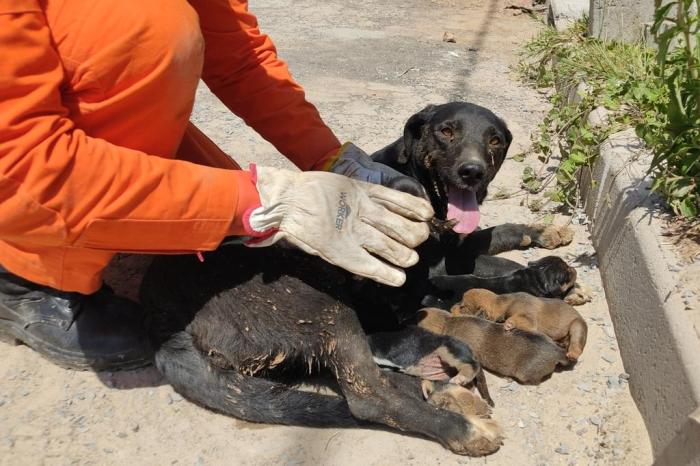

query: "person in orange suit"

left=0, top=0, right=433, bottom=370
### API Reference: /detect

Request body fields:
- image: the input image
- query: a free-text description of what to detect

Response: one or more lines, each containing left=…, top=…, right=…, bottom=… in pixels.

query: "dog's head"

left=397, top=102, right=512, bottom=234
left=526, top=256, right=577, bottom=298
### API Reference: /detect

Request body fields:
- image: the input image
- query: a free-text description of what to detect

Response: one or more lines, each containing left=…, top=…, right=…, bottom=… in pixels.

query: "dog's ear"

left=401, top=104, right=437, bottom=164
left=501, top=120, right=513, bottom=146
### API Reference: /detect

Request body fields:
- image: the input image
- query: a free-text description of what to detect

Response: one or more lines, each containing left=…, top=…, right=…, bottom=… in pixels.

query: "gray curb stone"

left=580, top=127, right=700, bottom=463
left=548, top=0, right=589, bottom=31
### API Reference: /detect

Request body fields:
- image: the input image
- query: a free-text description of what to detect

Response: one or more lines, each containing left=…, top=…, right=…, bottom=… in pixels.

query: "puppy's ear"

left=401, top=104, right=437, bottom=164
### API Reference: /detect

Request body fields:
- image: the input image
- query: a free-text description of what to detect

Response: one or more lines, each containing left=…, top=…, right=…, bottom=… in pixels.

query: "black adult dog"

left=141, top=103, right=573, bottom=456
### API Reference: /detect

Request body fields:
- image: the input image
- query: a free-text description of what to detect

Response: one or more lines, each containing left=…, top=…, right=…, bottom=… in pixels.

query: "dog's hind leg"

left=155, top=332, right=357, bottom=428
left=326, top=307, right=502, bottom=456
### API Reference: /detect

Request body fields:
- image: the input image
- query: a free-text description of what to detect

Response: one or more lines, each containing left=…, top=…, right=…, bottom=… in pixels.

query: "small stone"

left=132, top=423, right=140, bottom=433
left=559, top=410, right=569, bottom=418
left=407, top=452, right=415, bottom=460
left=555, top=443, right=570, bottom=455
left=0, top=398, right=6, bottom=407
left=529, top=411, right=539, bottom=419
left=442, top=32, right=456, bottom=43
left=117, top=431, right=127, bottom=439
left=590, top=416, right=602, bottom=426
left=576, top=428, right=587, bottom=436
left=613, top=448, right=624, bottom=457
left=170, top=392, right=184, bottom=403
left=148, top=390, right=155, bottom=397
left=601, top=354, right=616, bottom=364
left=517, top=419, right=525, bottom=428
left=193, top=456, right=205, bottom=466
left=103, top=448, right=114, bottom=454
left=619, top=372, right=631, bottom=380
left=603, top=326, right=616, bottom=339
left=607, top=376, right=621, bottom=389
left=577, top=383, right=591, bottom=393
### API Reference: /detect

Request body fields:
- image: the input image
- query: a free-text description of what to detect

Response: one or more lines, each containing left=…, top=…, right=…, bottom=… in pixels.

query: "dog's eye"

left=440, top=127, right=454, bottom=140
left=489, top=136, right=501, bottom=146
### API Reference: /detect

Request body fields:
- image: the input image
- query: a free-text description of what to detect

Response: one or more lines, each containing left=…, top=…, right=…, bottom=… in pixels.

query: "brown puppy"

left=451, top=289, right=588, bottom=361
left=415, top=308, right=569, bottom=385
left=422, top=380, right=492, bottom=418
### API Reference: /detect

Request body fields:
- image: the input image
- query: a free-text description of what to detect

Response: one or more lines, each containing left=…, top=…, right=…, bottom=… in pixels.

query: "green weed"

left=518, top=5, right=699, bottom=219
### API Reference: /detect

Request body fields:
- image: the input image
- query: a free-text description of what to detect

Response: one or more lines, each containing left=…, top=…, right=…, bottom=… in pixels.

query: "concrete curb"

left=548, top=0, right=589, bottom=31
left=580, top=127, right=700, bottom=463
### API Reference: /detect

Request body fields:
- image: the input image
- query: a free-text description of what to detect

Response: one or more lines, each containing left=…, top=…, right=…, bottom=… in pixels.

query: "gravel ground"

left=0, top=1, right=653, bottom=464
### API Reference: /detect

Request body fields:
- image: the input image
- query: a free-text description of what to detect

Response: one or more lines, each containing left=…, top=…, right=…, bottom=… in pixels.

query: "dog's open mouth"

left=446, top=186, right=480, bottom=235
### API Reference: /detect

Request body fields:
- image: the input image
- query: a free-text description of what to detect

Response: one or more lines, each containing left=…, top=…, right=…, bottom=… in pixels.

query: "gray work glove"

left=243, top=165, right=434, bottom=287
left=326, top=143, right=426, bottom=198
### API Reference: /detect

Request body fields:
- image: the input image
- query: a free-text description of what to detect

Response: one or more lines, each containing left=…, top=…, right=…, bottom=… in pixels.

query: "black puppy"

left=143, top=102, right=570, bottom=455
left=427, top=256, right=578, bottom=309
left=368, top=326, right=494, bottom=406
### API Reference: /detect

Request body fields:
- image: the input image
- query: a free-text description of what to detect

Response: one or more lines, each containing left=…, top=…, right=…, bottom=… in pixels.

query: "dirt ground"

left=0, top=1, right=653, bottom=465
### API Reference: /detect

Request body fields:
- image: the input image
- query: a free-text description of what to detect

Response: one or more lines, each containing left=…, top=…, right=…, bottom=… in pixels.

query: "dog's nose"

left=457, top=163, right=485, bottom=185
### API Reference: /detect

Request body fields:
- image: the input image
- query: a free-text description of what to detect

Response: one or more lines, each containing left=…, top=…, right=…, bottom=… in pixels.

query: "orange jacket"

left=0, top=0, right=340, bottom=253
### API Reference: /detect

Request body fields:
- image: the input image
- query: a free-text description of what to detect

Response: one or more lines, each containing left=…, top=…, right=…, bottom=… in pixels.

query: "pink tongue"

left=447, top=187, right=480, bottom=234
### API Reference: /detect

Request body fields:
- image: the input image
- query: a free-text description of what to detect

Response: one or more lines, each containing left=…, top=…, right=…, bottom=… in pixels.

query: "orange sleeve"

left=0, top=4, right=259, bottom=253
left=191, top=0, right=341, bottom=171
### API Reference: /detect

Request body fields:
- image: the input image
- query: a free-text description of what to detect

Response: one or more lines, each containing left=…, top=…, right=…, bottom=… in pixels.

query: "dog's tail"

left=566, top=318, right=588, bottom=362
left=155, top=332, right=357, bottom=428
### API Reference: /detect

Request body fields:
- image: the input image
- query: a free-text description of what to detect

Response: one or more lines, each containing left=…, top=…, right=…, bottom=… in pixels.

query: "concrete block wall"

left=588, top=0, right=656, bottom=42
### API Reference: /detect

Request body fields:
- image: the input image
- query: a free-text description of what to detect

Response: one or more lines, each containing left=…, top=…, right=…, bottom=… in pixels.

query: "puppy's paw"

left=444, top=415, right=503, bottom=456
left=564, top=281, right=593, bottom=306
left=503, top=321, right=515, bottom=331
left=449, top=374, right=470, bottom=386
left=530, top=224, right=574, bottom=249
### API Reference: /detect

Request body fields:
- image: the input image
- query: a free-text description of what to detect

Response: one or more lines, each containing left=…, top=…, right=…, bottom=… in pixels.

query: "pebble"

left=117, top=431, right=128, bottom=439
left=501, top=381, right=518, bottom=392
left=148, top=390, right=155, bottom=397
left=103, top=448, right=114, bottom=454
left=607, top=376, right=621, bottom=389
left=603, top=326, right=616, bottom=339
left=132, top=423, right=140, bottom=433
left=0, top=398, right=6, bottom=407
left=559, top=410, right=569, bottom=418
left=517, top=419, right=526, bottom=428
left=619, top=372, right=631, bottom=380
left=613, top=448, right=624, bottom=457
left=576, top=428, right=588, bottom=436
left=577, top=383, right=591, bottom=392
left=529, top=411, right=539, bottom=419
left=601, top=354, right=616, bottom=364
left=590, top=416, right=602, bottom=426
left=169, top=392, right=184, bottom=403
left=555, top=443, right=570, bottom=455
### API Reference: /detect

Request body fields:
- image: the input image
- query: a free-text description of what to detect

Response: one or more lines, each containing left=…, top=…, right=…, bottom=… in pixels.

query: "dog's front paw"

left=443, top=415, right=503, bottom=456
left=564, top=281, right=593, bottom=306
left=530, top=224, right=574, bottom=249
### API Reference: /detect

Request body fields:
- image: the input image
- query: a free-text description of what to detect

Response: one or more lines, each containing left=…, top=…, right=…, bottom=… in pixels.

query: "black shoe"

left=0, top=267, right=152, bottom=371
